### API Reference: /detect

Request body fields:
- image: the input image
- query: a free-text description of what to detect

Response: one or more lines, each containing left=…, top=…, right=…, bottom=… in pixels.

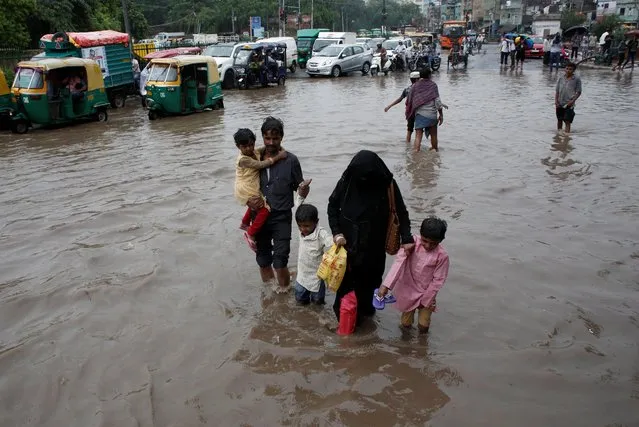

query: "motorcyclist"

left=395, top=40, right=407, bottom=70
left=376, top=43, right=388, bottom=68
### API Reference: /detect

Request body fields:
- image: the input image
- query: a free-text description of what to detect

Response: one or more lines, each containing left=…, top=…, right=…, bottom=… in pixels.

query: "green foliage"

left=0, top=0, right=37, bottom=48
left=560, top=10, right=586, bottom=30
left=2, top=67, right=16, bottom=85
left=592, top=15, right=622, bottom=38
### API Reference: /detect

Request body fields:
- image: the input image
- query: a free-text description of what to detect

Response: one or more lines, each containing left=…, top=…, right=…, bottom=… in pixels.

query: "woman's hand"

left=438, top=114, right=444, bottom=126
left=377, top=285, right=389, bottom=298
left=334, top=234, right=347, bottom=247
left=402, top=243, right=415, bottom=255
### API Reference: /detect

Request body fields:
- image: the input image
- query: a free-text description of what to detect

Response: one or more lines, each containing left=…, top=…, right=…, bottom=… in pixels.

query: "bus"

left=440, top=21, right=466, bottom=49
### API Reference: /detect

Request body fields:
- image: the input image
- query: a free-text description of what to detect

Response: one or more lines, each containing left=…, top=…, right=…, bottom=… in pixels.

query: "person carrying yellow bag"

left=294, top=204, right=335, bottom=305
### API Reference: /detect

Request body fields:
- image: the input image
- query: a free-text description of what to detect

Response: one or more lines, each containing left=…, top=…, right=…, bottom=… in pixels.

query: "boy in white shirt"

left=294, top=204, right=334, bottom=305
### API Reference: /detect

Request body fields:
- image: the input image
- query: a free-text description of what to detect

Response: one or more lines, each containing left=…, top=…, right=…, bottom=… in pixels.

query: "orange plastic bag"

left=316, top=244, right=347, bottom=292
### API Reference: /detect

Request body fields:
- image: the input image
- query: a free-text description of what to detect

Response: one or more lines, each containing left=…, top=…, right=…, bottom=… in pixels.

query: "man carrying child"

left=246, top=117, right=311, bottom=293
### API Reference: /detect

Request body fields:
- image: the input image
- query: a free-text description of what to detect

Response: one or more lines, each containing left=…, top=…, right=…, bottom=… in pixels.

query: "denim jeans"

left=550, top=52, right=560, bottom=69
left=294, top=281, right=326, bottom=304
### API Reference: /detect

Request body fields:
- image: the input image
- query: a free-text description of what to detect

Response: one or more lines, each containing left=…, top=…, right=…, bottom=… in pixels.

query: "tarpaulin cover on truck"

left=40, top=30, right=130, bottom=48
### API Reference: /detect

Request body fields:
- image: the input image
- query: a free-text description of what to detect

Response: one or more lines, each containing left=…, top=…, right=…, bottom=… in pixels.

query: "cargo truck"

left=39, top=30, right=135, bottom=108
left=296, top=28, right=330, bottom=69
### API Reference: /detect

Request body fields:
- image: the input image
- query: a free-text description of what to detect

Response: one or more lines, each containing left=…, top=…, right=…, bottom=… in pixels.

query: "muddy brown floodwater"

left=1, top=52, right=638, bottom=427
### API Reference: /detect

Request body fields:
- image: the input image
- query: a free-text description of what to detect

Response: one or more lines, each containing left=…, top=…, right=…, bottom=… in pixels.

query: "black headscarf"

left=337, top=150, right=393, bottom=221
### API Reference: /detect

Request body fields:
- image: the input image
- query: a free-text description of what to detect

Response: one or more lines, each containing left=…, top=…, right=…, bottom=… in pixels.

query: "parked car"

left=528, top=36, right=544, bottom=59
left=306, top=44, right=372, bottom=77
left=202, top=42, right=241, bottom=89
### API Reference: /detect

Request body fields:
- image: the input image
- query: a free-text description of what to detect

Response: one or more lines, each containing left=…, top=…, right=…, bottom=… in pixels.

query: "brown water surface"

left=1, top=52, right=638, bottom=426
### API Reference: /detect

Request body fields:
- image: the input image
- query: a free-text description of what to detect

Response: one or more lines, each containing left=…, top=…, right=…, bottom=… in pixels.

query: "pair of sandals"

left=373, top=288, right=396, bottom=310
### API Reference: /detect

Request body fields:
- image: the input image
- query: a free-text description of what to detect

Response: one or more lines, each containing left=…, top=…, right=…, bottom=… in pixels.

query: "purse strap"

left=388, top=183, right=397, bottom=215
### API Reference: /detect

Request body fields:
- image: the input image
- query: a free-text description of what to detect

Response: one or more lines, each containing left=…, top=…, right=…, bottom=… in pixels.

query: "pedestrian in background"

left=621, top=34, right=637, bottom=70
left=500, top=35, right=510, bottom=66
left=543, top=35, right=552, bottom=65
left=550, top=33, right=562, bottom=72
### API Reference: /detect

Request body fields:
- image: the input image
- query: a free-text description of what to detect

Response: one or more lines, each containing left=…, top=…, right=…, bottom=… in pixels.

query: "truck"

left=296, top=28, right=330, bottom=68
left=311, top=32, right=357, bottom=56
left=193, top=34, right=218, bottom=45
left=39, top=30, right=135, bottom=108
left=154, top=32, right=186, bottom=47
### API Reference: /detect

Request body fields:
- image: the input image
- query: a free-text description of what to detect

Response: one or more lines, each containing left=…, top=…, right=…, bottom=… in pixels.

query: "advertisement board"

left=81, top=46, right=109, bottom=77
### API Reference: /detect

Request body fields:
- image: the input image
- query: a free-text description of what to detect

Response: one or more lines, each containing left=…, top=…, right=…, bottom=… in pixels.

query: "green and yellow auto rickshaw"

left=0, top=69, right=15, bottom=130
left=144, top=55, right=224, bottom=121
left=10, top=58, right=110, bottom=134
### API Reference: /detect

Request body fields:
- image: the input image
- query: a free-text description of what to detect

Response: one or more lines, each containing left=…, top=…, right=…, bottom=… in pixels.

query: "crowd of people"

left=232, top=117, right=450, bottom=336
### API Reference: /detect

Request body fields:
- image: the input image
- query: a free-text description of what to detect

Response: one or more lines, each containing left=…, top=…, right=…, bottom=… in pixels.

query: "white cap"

left=409, top=71, right=420, bottom=78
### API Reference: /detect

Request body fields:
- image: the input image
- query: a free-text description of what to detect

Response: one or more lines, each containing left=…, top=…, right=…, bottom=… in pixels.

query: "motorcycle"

left=371, top=53, right=394, bottom=76
left=408, top=50, right=441, bottom=72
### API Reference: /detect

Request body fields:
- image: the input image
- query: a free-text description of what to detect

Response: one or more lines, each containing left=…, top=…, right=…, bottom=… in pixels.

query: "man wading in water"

left=247, top=117, right=311, bottom=293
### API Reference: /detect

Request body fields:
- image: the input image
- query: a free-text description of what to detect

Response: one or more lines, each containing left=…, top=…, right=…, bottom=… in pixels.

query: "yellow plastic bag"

left=317, top=244, right=347, bottom=292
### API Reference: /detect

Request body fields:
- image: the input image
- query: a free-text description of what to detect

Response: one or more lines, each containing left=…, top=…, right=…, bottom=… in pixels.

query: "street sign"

left=250, top=16, right=262, bottom=29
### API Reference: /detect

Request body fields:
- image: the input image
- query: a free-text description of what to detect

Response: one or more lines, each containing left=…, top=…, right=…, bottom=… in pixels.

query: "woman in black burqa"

left=328, top=150, right=414, bottom=325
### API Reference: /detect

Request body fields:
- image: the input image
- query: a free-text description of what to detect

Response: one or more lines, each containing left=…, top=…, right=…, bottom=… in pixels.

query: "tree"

left=560, top=10, right=586, bottom=30
left=591, top=15, right=622, bottom=38
left=0, top=0, right=37, bottom=48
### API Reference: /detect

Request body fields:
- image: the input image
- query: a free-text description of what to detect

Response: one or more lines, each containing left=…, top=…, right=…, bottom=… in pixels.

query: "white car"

left=202, top=43, right=242, bottom=89
left=306, top=44, right=372, bottom=77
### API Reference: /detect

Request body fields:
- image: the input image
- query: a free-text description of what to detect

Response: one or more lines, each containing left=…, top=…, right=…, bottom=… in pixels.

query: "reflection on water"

left=1, top=51, right=638, bottom=427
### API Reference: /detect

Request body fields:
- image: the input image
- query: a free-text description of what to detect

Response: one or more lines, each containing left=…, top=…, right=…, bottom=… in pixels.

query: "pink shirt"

left=383, top=235, right=449, bottom=312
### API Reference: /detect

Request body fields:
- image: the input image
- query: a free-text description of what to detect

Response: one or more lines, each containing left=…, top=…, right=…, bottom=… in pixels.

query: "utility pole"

left=311, top=0, right=314, bottom=28
left=341, top=7, right=345, bottom=31
left=283, top=0, right=287, bottom=35
left=231, top=9, right=235, bottom=34
left=121, top=0, right=132, bottom=41
left=382, top=0, right=387, bottom=34
left=298, top=0, right=301, bottom=29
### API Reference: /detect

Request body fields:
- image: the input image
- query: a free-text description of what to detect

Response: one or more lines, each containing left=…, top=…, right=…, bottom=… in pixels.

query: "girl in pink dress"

left=378, top=217, right=449, bottom=333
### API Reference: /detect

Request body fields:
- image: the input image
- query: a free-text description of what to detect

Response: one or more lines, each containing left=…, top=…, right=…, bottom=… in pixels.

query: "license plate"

left=308, top=67, right=317, bottom=71
left=531, top=50, right=539, bottom=53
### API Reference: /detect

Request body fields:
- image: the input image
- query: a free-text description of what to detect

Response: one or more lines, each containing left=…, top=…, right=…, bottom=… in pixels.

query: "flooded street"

left=1, top=50, right=638, bottom=426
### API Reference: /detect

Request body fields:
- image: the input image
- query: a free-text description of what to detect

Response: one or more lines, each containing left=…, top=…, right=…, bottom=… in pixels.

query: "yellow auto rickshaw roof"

left=16, top=57, right=105, bottom=91
left=17, top=57, right=100, bottom=71
left=150, top=55, right=216, bottom=67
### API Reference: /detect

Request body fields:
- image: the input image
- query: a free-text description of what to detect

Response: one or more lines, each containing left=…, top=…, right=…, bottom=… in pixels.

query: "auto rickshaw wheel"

left=96, top=109, right=108, bottom=122
left=289, top=62, right=296, bottom=73
left=277, top=76, right=285, bottom=86
left=111, top=93, right=126, bottom=109
left=218, top=99, right=224, bottom=109
left=148, top=110, right=159, bottom=121
left=11, top=119, right=29, bottom=134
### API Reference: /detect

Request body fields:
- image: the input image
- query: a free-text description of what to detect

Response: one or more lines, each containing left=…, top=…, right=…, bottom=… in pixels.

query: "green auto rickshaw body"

left=145, top=55, right=224, bottom=119
left=11, top=57, right=110, bottom=133
left=0, top=69, right=15, bottom=129
left=296, top=28, right=330, bottom=69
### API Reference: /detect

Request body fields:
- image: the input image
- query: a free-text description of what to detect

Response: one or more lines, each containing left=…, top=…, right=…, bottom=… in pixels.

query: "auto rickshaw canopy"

left=15, top=58, right=105, bottom=91
left=0, top=70, right=10, bottom=95
left=150, top=55, right=220, bottom=84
